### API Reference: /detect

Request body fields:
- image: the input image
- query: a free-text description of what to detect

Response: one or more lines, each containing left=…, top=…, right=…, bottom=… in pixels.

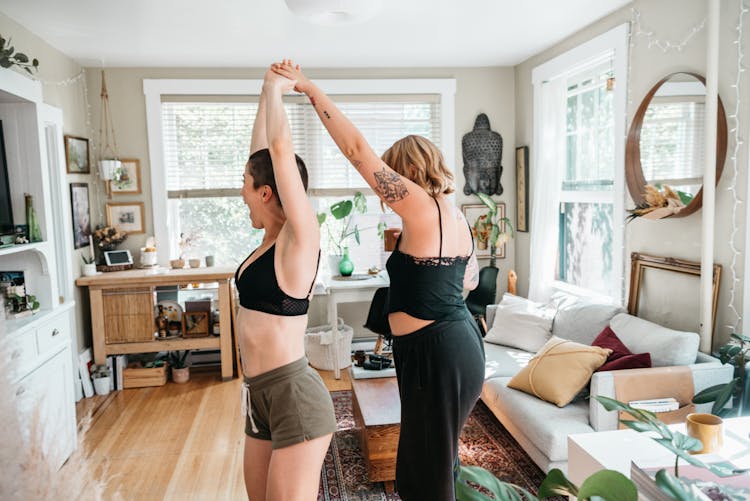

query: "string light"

left=724, top=0, right=748, bottom=335
left=630, top=8, right=706, bottom=53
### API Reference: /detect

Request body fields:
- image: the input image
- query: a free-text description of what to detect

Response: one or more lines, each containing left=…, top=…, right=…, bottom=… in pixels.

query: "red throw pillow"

left=591, top=326, right=652, bottom=372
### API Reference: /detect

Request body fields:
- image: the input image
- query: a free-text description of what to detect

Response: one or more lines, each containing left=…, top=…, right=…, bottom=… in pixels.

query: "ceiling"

left=0, top=0, right=631, bottom=68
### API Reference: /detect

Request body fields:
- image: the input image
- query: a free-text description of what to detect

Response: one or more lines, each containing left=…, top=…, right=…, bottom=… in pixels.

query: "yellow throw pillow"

left=508, top=336, right=612, bottom=407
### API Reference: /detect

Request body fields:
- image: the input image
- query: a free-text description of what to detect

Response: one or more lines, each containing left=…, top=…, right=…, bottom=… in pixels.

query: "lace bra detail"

left=401, top=253, right=471, bottom=267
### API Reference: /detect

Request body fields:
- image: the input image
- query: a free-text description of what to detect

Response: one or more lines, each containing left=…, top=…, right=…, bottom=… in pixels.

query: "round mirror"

left=625, top=72, right=727, bottom=218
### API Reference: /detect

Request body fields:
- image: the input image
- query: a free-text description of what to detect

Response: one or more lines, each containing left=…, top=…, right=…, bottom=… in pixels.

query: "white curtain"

left=528, top=78, right=567, bottom=302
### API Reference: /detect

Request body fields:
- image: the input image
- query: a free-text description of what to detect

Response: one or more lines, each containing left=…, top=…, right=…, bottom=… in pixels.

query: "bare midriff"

left=237, top=306, right=308, bottom=377
left=388, top=311, right=435, bottom=336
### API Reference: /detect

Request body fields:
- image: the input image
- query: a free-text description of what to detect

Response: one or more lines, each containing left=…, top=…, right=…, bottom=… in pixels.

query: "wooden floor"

left=64, top=366, right=352, bottom=500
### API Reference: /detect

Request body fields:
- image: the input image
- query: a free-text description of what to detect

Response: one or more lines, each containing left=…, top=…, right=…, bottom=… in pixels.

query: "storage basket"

left=305, top=318, right=353, bottom=370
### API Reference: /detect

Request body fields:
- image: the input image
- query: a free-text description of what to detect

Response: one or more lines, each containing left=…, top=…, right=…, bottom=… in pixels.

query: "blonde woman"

left=273, top=60, right=484, bottom=501
left=235, top=68, right=335, bottom=500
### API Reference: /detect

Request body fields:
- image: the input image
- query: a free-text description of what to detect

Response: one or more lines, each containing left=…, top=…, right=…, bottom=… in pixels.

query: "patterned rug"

left=318, top=390, right=548, bottom=500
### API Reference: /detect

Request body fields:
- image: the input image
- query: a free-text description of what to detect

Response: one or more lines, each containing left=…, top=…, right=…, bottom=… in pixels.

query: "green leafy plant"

left=475, top=192, right=514, bottom=266
left=80, top=254, right=95, bottom=265
left=0, top=36, right=39, bottom=74
left=167, top=350, right=190, bottom=369
left=457, top=396, right=738, bottom=501
left=693, top=332, right=749, bottom=417
left=90, top=364, right=111, bottom=379
left=317, top=191, right=383, bottom=255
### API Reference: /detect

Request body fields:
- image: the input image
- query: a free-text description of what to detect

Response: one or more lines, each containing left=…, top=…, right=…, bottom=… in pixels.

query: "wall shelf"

left=0, top=241, right=49, bottom=258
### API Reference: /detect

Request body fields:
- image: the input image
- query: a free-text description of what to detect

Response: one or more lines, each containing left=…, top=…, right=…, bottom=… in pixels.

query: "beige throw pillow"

left=508, top=336, right=612, bottom=407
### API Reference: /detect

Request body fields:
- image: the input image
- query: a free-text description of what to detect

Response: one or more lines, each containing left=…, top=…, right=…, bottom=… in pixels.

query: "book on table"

left=631, top=454, right=750, bottom=501
left=628, top=397, right=679, bottom=413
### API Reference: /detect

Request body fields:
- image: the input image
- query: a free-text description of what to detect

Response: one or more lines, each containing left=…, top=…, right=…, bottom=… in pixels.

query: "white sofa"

left=480, top=298, right=734, bottom=474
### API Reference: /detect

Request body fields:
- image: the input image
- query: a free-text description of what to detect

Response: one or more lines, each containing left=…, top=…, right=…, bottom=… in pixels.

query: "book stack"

left=628, top=397, right=679, bottom=413
left=631, top=458, right=750, bottom=500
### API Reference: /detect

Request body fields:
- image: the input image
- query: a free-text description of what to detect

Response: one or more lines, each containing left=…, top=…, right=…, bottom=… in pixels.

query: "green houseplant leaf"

left=653, top=469, right=696, bottom=501
left=537, top=468, right=578, bottom=497
left=456, top=465, right=536, bottom=501
left=577, top=470, right=637, bottom=501
left=330, top=200, right=353, bottom=220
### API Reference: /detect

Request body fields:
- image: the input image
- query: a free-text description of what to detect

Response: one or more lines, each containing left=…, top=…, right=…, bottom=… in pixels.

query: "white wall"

left=515, top=0, right=750, bottom=350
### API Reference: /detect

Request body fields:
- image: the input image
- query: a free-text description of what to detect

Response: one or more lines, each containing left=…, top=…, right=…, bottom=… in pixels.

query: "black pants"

left=392, top=311, right=486, bottom=501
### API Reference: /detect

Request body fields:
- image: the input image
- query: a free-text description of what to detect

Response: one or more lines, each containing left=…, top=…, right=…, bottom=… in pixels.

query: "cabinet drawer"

left=7, top=332, right=37, bottom=377
left=102, top=288, right=155, bottom=343
left=36, top=313, right=70, bottom=355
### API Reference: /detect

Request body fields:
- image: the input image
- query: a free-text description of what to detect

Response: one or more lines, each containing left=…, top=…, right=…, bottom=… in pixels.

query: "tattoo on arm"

left=323, top=110, right=331, bottom=119
left=351, top=159, right=362, bottom=170
left=374, top=168, right=409, bottom=203
left=309, top=96, right=316, bottom=106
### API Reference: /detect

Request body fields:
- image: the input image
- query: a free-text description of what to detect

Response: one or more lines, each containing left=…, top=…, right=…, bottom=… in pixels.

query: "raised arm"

left=263, top=70, right=318, bottom=239
left=249, top=84, right=268, bottom=155
left=272, top=60, right=431, bottom=218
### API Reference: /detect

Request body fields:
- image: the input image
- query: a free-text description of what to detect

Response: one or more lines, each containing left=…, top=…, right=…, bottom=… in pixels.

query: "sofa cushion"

left=508, top=336, right=611, bottom=407
left=484, top=342, right=534, bottom=379
left=482, top=377, right=594, bottom=462
left=552, top=300, right=625, bottom=345
left=591, top=326, right=652, bottom=372
left=609, top=313, right=699, bottom=367
left=485, top=294, right=554, bottom=352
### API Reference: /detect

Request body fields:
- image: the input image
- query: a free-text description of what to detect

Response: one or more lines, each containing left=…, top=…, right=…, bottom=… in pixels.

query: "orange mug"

left=686, top=413, right=723, bottom=454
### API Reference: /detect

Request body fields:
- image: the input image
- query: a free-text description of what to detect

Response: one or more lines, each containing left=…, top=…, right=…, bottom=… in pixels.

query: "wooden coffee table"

left=350, top=372, right=401, bottom=491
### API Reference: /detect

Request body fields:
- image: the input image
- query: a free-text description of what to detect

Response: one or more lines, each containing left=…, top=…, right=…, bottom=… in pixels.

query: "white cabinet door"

left=14, top=344, right=77, bottom=470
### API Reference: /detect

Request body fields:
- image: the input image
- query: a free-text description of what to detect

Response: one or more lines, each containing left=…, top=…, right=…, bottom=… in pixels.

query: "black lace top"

left=235, top=244, right=319, bottom=316
left=385, top=198, right=472, bottom=322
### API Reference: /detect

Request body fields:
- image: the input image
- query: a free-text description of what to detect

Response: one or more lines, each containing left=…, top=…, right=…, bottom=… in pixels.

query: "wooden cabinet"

left=102, top=287, right=155, bottom=343
left=76, top=267, right=236, bottom=381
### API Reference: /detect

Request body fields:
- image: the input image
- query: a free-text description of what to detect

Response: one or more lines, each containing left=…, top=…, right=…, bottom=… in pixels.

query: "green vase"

left=338, top=247, right=354, bottom=277
left=25, top=194, right=42, bottom=242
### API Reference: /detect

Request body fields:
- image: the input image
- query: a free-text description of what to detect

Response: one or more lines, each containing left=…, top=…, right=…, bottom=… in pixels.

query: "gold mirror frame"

left=625, top=72, right=728, bottom=218
left=628, top=252, right=721, bottom=342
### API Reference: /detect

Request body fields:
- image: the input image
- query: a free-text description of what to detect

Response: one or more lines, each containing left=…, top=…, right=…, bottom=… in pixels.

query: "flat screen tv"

left=0, top=120, right=12, bottom=235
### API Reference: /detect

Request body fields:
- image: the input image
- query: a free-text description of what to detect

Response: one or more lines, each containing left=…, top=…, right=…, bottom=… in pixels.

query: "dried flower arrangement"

left=626, top=184, right=693, bottom=221
left=93, top=225, right=127, bottom=251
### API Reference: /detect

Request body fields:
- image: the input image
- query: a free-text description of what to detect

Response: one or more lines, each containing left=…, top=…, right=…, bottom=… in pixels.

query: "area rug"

left=318, top=390, right=548, bottom=501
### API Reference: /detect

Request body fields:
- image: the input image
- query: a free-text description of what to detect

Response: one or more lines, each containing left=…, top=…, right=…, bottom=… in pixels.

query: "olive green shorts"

left=242, top=357, right=336, bottom=449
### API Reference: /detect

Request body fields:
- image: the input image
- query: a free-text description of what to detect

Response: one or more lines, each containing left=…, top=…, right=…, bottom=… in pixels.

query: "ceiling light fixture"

left=284, top=0, right=382, bottom=25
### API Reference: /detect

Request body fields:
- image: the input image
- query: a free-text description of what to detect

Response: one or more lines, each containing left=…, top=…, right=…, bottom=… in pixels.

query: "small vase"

left=82, top=263, right=97, bottom=276
left=93, top=376, right=111, bottom=396
left=338, top=247, right=354, bottom=277
left=172, top=367, right=190, bottom=384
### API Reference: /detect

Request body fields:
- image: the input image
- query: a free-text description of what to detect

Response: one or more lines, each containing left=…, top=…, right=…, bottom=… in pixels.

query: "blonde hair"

left=381, top=135, right=454, bottom=197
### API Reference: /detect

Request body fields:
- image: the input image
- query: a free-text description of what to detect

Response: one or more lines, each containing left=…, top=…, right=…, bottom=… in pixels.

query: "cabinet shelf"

left=6, top=302, right=75, bottom=336
left=0, top=241, right=49, bottom=258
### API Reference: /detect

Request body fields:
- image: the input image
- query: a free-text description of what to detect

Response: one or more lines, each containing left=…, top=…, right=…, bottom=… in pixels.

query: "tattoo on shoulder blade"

left=374, top=168, right=409, bottom=203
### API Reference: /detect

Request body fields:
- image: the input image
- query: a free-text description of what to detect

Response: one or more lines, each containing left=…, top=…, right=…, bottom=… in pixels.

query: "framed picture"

left=69, top=183, right=92, bottom=249
left=106, top=202, right=145, bottom=234
left=516, top=146, right=529, bottom=232
left=111, top=159, right=142, bottom=194
left=64, top=135, right=90, bottom=174
left=462, top=202, right=507, bottom=259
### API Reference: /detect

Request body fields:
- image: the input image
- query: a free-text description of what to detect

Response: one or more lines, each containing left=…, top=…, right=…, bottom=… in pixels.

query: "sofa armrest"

left=486, top=304, right=498, bottom=329
left=589, top=362, right=734, bottom=431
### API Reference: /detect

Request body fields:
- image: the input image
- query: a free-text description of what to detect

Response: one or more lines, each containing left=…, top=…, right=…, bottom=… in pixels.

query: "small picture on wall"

left=516, top=146, right=529, bottom=232
left=111, top=159, right=142, bottom=195
left=106, top=202, right=145, bottom=234
left=64, top=135, right=90, bottom=174
left=462, top=202, right=507, bottom=259
left=69, top=183, right=92, bottom=249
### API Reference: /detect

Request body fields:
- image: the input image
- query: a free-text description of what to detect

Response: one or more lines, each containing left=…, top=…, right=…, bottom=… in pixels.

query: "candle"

left=89, top=235, right=95, bottom=261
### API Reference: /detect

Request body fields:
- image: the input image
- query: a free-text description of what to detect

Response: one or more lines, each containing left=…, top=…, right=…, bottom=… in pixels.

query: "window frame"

left=143, top=78, right=456, bottom=265
left=531, top=23, right=628, bottom=303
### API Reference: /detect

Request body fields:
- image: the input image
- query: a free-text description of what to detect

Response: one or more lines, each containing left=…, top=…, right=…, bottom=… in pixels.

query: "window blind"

left=161, top=96, right=442, bottom=196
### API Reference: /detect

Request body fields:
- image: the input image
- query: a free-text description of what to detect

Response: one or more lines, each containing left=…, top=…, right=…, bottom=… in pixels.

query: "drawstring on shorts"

left=241, top=381, right=259, bottom=433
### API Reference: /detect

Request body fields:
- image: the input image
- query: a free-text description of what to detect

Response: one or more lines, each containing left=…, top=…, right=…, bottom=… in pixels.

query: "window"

left=144, top=79, right=455, bottom=270
left=558, top=61, right=616, bottom=295
left=530, top=24, right=627, bottom=302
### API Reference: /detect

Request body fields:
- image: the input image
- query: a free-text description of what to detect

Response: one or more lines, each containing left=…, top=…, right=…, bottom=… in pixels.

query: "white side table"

left=321, top=272, right=390, bottom=379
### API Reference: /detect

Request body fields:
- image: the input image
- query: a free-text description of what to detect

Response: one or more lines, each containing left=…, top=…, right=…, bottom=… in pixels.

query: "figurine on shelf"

left=155, top=304, right=168, bottom=338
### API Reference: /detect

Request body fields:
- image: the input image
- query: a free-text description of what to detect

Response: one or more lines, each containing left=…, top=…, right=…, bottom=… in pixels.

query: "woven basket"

left=305, top=318, right=353, bottom=371
left=96, top=263, right=133, bottom=272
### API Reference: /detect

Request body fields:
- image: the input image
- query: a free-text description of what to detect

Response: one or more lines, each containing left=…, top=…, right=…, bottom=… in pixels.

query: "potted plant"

left=465, top=192, right=514, bottom=316
left=168, top=350, right=190, bottom=384
left=90, top=364, right=112, bottom=396
left=81, top=254, right=97, bottom=276
left=318, top=191, right=383, bottom=275
left=693, top=332, right=750, bottom=416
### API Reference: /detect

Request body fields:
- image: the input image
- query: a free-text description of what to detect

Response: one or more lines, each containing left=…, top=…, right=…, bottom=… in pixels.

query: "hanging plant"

left=0, top=36, right=39, bottom=74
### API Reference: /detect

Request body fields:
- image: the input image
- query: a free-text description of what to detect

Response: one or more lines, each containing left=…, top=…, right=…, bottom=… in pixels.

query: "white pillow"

left=609, top=313, right=700, bottom=367
left=485, top=295, right=554, bottom=352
